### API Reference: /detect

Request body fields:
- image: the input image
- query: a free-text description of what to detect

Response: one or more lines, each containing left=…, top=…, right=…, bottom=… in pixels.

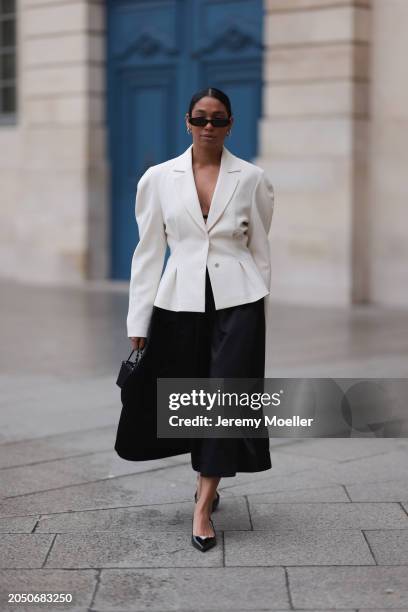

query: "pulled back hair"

left=188, top=87, right=232, bottom=118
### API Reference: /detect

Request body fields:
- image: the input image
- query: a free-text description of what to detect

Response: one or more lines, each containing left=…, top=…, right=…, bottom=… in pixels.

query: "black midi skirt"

left=143, top=266, right=272, bottom=478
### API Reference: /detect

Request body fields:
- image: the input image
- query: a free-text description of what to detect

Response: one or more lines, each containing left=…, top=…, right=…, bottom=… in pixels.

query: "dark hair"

left=188, top=87, right=232, bottom=118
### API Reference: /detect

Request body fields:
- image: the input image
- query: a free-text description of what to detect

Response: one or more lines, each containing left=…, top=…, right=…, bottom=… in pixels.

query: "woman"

left=125, top=87, right=274, bottom=552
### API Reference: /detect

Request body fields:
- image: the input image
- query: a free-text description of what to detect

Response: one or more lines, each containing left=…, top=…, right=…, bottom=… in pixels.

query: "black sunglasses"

left=189, top=115, right=230, bottom=128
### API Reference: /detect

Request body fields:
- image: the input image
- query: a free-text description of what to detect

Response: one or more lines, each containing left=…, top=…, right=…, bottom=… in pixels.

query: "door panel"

left=107, top=0, right=263, bottom=279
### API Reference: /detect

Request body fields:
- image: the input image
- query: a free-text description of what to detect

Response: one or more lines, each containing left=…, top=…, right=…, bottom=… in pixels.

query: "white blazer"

left=127, top=143, right=274, bottom=338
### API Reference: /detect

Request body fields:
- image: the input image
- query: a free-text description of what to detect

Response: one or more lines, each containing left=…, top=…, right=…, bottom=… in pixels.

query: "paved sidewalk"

left=1, top=280, right=408, bottom=612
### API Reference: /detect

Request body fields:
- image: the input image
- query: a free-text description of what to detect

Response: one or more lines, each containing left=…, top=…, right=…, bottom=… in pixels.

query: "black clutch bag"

left=116, top=348, right=144, bottom=389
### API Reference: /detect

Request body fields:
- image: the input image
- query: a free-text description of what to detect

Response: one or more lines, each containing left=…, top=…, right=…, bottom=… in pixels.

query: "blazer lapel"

left=172, top=143, right=241, bottom=233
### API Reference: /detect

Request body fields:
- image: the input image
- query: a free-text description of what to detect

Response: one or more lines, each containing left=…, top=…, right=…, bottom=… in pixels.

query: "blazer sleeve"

left=247, top=169, right=275, bottom=291
left=126, top=167, right=167, bottom=338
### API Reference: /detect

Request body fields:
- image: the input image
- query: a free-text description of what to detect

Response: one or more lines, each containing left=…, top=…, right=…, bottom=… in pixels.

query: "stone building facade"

left=1, top=0, right=407, bottom=307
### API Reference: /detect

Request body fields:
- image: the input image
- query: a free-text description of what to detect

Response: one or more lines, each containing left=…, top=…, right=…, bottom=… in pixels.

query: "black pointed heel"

left=194, top=490, right=220, bottom=512
left=191, top=516, right=217, bottom=552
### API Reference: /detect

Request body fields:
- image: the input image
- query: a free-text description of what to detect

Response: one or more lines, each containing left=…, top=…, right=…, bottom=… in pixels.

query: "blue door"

left=107, top=0, right=264, bottom=279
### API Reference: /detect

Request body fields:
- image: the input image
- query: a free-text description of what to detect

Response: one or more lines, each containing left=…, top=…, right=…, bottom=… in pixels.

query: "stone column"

left=369, top=0, right=408, bottom=306
left=257, top=0, right=371, bottom=305
left=16, top=0, right=108, bottom=284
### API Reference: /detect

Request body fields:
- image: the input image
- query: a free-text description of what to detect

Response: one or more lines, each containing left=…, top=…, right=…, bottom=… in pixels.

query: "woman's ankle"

left=194, top=498, right=213, bottom=515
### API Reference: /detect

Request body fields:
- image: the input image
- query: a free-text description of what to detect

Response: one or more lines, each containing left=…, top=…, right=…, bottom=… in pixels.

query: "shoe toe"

left=191, top=534, right=216, bottom=552
left=191, top=517, right=217, bottom=552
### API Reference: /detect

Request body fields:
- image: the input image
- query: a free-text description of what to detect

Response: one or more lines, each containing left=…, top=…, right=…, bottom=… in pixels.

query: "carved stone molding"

left=115, top=29, right=178, bottom=60
left=192, top=22, right=263, bottom=57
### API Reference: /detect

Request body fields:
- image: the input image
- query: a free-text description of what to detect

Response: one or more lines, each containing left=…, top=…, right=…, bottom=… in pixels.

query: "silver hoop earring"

left=187, top=128, right=191, bottom=134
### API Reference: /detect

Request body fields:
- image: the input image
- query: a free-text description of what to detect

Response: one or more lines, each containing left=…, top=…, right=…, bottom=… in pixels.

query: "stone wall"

left=257, top=0, right=371, bottom=305
left=0, top=0, right=108, bottom=284
left=369, top=0, right=408, bottom=306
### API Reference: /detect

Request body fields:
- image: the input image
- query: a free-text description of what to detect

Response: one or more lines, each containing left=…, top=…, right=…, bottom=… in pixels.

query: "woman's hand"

left=130, top=337, right=146, bottom=350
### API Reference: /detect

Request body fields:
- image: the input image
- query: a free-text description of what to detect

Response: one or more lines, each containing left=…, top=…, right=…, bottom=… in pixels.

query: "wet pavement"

left=1, top=278, right=408, bottom=611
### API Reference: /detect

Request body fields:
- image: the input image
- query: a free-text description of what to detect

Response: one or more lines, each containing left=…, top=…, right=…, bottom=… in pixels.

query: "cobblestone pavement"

left=1, top=280, right=408, bottom=612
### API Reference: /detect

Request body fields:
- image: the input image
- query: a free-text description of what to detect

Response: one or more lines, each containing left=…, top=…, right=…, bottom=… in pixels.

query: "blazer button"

left=214, top=263, right=219, bottom=267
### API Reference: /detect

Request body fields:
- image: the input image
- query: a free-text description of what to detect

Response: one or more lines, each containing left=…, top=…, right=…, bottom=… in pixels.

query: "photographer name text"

left=168, top=415, right=314, bottom=428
